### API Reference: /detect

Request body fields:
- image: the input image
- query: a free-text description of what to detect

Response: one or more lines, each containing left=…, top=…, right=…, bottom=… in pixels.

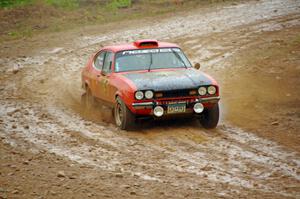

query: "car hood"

left=121, top=69, right=214, bottom=91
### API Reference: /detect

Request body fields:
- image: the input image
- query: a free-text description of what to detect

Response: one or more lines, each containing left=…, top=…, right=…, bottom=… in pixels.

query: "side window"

left=102, top=52, right=114, bottom=74
left=94, top=51, right=106, bottom=70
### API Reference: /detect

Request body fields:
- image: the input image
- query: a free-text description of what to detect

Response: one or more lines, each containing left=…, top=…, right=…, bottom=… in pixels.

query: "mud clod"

left=271, top=121, right=280, bottom=126
left=57, top=171, right=66, bottom=178
left=115, top=173, right=123, bottom=178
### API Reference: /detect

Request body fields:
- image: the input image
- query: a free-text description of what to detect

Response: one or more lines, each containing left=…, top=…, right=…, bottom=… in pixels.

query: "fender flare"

left=114, top=90, right=136, bottom=113
left=115, top=90, right=123, bottom=101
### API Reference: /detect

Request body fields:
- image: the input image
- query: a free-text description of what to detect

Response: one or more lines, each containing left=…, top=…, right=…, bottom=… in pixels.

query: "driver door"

left=91, top=51, right=106, bottom=98
left=97, top=51, right=114, bottom=102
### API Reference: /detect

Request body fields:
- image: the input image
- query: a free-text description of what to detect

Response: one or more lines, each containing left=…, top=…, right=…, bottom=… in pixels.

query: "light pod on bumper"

left=193, top=103, right=204, bottom=113
left=153, top=106, right=164, bottom=117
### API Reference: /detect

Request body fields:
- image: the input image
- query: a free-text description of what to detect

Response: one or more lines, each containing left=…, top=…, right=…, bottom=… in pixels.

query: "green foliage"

left=0, top=0, right=33, bottom=8
left=7, top=28, right=32, bottom=38
left=106, top=0, right=131, bottom=10
left=45, top=0, right=79, bottom=9
left=0, top=0, right=79, bottom=9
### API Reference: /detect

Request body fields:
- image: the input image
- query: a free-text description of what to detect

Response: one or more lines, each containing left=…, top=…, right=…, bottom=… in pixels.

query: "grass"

left=45, top=0, right=79, bottom=9
left=0, top=0, right=246, bottom=42
left=0, top=0, right=79, bottom=9
left=106, top=0, right=132, bottom=10
left=0, top=0, right=130, bottom=8
left=0, top=0, right=33, bottom=8
left=7, top=28, right=33, bottom=39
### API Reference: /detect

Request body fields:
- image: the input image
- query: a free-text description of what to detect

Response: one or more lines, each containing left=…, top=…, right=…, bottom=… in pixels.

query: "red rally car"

left=81, top=40, right=220, bottom=130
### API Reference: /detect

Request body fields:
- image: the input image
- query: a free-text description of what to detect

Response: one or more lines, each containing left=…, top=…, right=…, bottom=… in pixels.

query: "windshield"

left=115, top=48, right=192, bottom=72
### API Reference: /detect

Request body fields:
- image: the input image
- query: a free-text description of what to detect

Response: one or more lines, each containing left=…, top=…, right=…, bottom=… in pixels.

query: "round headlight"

left=145, top=90, right=154, bottom=99
left=135, top=91, right=144, bottom=100
left=208, top=86, right=216, bottom=95
left=198, top=87, right=207, bottom=96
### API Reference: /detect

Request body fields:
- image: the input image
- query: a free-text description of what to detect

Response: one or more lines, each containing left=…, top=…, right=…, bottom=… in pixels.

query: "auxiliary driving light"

left=153, top=106, right=164, bottom=117
left=193, top=103, right=204, bottom=113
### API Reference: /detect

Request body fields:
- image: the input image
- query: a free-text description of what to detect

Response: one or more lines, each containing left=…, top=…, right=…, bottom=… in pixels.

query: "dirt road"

left=1, top=0, right=300, bottom=198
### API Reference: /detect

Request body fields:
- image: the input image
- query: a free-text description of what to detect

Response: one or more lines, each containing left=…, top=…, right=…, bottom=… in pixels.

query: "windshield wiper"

left=148, top=53, right=153, bottom=72
left=172, top=49, right=187, bottom=69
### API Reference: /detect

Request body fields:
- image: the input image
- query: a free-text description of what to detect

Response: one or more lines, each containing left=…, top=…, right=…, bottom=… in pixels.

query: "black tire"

left=199, top=103, right=219, bottom=129
left=114, top=96, right=135, bottom=130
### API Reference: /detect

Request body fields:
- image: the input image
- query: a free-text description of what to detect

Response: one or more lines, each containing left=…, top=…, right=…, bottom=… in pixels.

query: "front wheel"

left=114, top=97, right=135, bottom=130
left=199, top=103, right=219, bottom=129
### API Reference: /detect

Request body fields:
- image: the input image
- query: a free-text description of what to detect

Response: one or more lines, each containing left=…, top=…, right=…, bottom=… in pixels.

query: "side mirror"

left=194, top=63, right=201, bottom=70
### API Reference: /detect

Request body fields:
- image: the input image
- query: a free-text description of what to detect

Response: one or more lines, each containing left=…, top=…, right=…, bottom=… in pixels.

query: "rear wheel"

left=199, top=103, right=219, bottom=129
left=114, top=96, right=135, bottom=130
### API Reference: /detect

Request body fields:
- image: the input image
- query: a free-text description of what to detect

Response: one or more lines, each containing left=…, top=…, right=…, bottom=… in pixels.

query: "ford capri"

left=81, top=40, right=220, bottom=130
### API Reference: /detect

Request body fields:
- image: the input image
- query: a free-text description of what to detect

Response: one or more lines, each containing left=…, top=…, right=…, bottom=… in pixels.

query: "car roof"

left=101, top=40, right=180, bottom=53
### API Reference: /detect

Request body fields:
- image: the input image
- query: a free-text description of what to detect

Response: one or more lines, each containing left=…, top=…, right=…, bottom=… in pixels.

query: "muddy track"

left=1, top=0, right=300, bottom=198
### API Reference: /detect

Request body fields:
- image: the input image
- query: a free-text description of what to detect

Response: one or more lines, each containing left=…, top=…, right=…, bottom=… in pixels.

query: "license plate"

left=167, top=103, right=186, bottom=114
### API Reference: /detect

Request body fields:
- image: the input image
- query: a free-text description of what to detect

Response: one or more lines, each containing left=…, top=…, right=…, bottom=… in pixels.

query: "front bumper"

left=132, top=101, right=154, bottom=108
left=132, top=96, right=220, bottom=115
left=132, top=96, right=220, bottom=108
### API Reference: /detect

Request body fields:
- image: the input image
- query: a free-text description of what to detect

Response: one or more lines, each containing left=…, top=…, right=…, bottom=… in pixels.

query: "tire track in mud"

left=180, top=13, right=300, bottom=67
left=0, top=100, right=299, bottom=197
left=1, top=0, right=300, bottom=198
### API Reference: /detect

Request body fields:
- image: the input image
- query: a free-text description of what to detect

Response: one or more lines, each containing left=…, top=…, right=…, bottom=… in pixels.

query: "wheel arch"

left=114, top=90, right=124, bottom=101
left=82, top=80, right=90, bottom=91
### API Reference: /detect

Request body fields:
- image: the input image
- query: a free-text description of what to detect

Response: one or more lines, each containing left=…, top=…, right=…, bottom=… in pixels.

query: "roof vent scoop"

left=134, top=39, right=159, bottom=48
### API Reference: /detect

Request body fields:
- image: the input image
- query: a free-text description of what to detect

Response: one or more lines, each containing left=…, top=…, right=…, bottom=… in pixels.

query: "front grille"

left=155, top=89, right=196, bottom=99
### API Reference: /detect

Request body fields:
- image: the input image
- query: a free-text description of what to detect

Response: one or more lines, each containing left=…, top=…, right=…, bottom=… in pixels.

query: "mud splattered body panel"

left=122, top=69, right=214, bottom=91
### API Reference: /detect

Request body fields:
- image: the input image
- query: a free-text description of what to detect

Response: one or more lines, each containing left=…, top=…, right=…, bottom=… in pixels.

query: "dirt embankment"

left=0, top=0, right=300, bottom=198
left=222, top=26, right=300, bottom=151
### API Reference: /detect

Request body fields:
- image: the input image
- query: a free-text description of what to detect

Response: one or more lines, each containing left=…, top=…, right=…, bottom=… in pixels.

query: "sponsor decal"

left=121, top=48, right=180, bottom=56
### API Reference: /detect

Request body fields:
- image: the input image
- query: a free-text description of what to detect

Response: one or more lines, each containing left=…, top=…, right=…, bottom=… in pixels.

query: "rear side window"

left=102, top=52, right=113, bottom=74
left=94, top=51, right=106, bottom=70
